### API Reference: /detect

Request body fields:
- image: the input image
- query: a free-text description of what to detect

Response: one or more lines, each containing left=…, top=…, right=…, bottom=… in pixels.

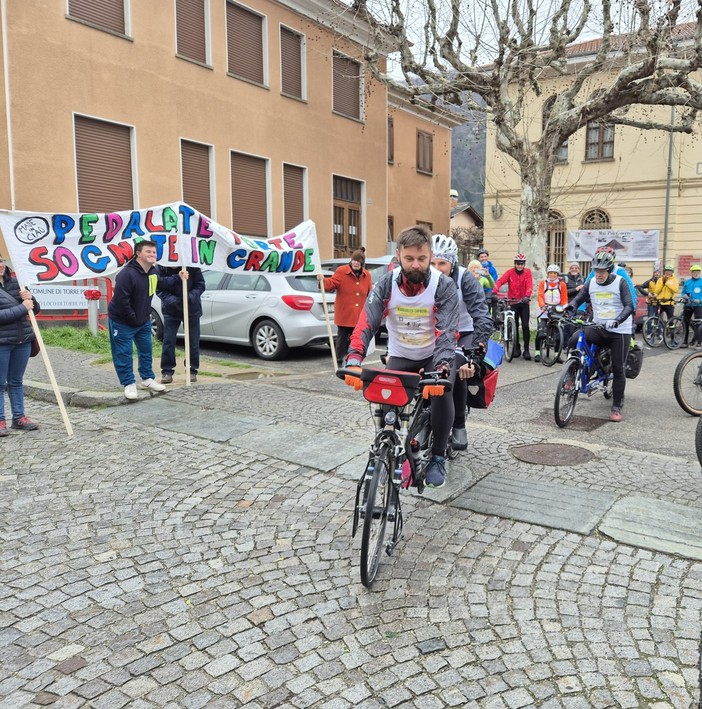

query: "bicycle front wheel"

left=360, top=450, right=392, bottom=587
left=696, top=417, right=702, bottom=466
left=642, top=316, right=663, bottom=347
left=554, top=358, right=580, bottom=428
left=541, top=323, right=563, bottom=367
left=673, top=350, right=702, bottom=416
left=664, top=316, right=686, bottom=350
left=504, top=316, right=517, bottom=362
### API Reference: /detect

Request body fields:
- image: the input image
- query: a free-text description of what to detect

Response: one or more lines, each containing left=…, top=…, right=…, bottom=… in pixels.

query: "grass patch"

left=38, top=326, right=253, bottom=370
left=39, top=326, right=162, bottom=356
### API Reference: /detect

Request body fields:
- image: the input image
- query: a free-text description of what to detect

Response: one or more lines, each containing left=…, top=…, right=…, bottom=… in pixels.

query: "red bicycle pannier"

left=465, top=367, right=499, bottom=409
left=360, top=368, right=420, bottom=406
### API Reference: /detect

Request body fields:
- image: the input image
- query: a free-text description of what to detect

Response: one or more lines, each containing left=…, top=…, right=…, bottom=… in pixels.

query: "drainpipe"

left=662, top=106, right=675, bottom=268
left=1, top=0, right=14, bottom=210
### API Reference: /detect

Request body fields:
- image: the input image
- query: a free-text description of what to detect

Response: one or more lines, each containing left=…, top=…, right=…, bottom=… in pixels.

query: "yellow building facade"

left=484, top=54, right=702, bottom=283
left=0, top=0, right=454, bottom=262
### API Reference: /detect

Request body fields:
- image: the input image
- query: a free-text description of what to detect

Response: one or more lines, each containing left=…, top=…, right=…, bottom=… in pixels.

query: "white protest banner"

left=567, top=229, right=660, bottom=263
left=0, top=202, right=321, bottom=286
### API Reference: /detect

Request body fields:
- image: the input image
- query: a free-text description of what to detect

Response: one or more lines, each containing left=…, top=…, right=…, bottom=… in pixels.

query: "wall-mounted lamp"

left=491, top=203, right=503, bottom=219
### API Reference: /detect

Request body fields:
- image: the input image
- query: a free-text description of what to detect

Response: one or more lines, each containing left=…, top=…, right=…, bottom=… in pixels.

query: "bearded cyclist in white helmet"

left=430, top=234, right=493, bottom=451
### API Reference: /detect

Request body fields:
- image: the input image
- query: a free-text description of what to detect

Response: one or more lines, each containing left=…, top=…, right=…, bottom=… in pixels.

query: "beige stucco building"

left=484, top=31, right=702, bottom=283
left=0, top=0, right=456, bottom=262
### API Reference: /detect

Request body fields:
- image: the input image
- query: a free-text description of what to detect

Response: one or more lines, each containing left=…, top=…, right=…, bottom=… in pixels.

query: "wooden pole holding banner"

left=27, top=307, right=74, bottom=437
left=318, top=275, right=338, bottom=372
left=181, top=269, right=191, bottom=386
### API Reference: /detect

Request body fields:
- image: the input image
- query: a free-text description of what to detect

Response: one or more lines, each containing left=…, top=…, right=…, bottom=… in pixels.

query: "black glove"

left=564, top=303, right=575, bottom=313
left=436, top=362, right=451, bottom=378
left=520, top=297, right=530, bottom=304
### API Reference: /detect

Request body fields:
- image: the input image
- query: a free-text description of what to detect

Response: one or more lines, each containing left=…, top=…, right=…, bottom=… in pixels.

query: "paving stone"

left=599, top=496, right=702, bottom=561
left=54, top=656, right=88, bottom=675
left=451, top=473, right=617, bottom=533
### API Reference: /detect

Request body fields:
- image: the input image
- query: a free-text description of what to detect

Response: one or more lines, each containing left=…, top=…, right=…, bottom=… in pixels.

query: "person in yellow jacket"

left=651, top=265, right=679, bottom=321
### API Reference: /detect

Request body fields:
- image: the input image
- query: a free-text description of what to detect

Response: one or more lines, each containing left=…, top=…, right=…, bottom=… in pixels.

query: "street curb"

left=25, top=379, right=167, bottom=408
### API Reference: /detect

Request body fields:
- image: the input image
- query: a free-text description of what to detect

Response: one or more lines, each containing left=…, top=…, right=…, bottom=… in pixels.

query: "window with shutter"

left=283, top=164, right=305, bottom=231
left=176, top=0, right=208, bottom=64
left=332, top=52, right=361, bottom=120
left=226, top=2, right=265, bottom=86
left=280, top=27, right=303, bottom=99
left=74, top=115, right=133, bottom=213
left=181, top=140, right=212, bottom=217
left=416, top=131, right=433, bottom=175
left=231, top=152, right=268, bottom=237
left=68, top=0, right=126, bottom=35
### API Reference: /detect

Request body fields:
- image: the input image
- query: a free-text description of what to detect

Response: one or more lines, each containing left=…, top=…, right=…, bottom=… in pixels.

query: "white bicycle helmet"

left=431, top=234, right=458, bottom=262
left=546, top=264, right=560, bottom=274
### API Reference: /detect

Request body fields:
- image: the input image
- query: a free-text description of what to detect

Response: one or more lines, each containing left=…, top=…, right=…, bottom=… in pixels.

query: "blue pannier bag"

left=484, top=339, right=504, bottom=371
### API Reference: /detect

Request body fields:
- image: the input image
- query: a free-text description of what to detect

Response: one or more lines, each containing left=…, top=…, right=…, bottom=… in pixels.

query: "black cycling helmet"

left=592, top=246, right=616, bottom=271
left=477, top=248, right=489, bottom=257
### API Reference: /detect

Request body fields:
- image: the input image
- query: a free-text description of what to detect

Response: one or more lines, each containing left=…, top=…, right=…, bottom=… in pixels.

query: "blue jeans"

left=161, top=313, right=201, bottom=374
left=108, top=318, right=155, bottom=386
left=0, top=341, right=31, bottom=421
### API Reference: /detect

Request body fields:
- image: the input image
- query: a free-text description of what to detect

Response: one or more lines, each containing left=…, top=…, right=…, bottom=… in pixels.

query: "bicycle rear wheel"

left=541, top=323, right=563, bottom=367
left=642, top=316, right=663, bottom=347
left=696, top=417, right=702, bottom=466
left=504, top=316, right=517, bottom=362
left=664, top=316, right=686, bottom=350
left=554, top=358, right=580, bottom=428
left=673, top=351, right=702, bottom=416
left=360, top=450, right=392, bottom=587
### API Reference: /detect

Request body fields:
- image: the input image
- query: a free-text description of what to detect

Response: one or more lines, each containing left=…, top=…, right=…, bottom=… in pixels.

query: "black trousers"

left=335, top=326, right=354, bottom=362
left=683, top=306, right=702, bottom=344
left=386, top=354, right=456, bottom=457
left=512, top=302, right=530, bottom=351
left=583, top=328, right=630, bottom=409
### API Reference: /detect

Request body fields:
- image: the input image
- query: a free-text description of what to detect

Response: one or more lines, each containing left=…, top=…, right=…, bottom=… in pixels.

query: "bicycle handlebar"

left=335, top=367, right=453, bottom=395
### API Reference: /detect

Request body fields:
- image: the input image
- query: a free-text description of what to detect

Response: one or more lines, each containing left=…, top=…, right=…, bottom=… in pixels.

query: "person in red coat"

left=321, top=250, right=373, bottom=362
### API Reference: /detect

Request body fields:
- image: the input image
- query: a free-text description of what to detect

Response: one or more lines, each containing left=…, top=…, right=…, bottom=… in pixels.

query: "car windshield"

left=286, top=275, right=321, bottom=293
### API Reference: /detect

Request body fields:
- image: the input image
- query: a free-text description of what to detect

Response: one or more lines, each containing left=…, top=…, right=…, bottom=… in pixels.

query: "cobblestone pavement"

left=1, top=347, right=701, bottom=707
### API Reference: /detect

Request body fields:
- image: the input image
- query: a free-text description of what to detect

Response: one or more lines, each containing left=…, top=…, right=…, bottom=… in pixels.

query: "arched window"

left=581, top=208, right=610, bottom=230
left=542, top=96, right=568, bottom=163
left=546, top=210, right=566, bottom=270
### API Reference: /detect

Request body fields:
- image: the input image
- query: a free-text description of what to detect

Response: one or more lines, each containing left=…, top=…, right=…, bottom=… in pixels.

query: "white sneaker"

left=124, top=383, right=138, bottom=400
left=140, top=378, right=166, bottom=392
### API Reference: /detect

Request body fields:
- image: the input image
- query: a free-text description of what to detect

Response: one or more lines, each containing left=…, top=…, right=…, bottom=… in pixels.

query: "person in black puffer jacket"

left=156, top=266, right=206, bottom=384
left=0, top=257, right=41, bottom=435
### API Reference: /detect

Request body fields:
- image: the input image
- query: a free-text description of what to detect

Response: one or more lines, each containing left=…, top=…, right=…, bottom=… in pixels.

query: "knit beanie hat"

left=351, top=250, right=365, bottom=267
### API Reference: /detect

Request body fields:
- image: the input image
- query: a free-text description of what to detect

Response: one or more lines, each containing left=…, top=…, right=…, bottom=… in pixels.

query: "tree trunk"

left=518, top=160, right=553, bottom=283
left=517, top=158, right=553, bottom=328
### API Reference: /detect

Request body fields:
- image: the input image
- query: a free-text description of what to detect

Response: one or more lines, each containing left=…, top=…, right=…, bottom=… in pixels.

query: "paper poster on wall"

left=567, top=229, right=660, bottom=262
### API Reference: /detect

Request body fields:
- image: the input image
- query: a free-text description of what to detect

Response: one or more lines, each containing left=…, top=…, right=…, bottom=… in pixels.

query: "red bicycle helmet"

left=514, top=253, right=526, bottom=263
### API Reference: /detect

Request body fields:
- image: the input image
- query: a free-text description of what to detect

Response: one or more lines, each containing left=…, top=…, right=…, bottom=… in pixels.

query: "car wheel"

left=252, top=319, right=289, bottom=360
left=150, top=308, right=163, bottom=341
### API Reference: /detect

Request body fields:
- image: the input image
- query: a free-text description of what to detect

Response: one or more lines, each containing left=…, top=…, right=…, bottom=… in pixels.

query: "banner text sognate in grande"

left=0, top=202, right=321, bottom=286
